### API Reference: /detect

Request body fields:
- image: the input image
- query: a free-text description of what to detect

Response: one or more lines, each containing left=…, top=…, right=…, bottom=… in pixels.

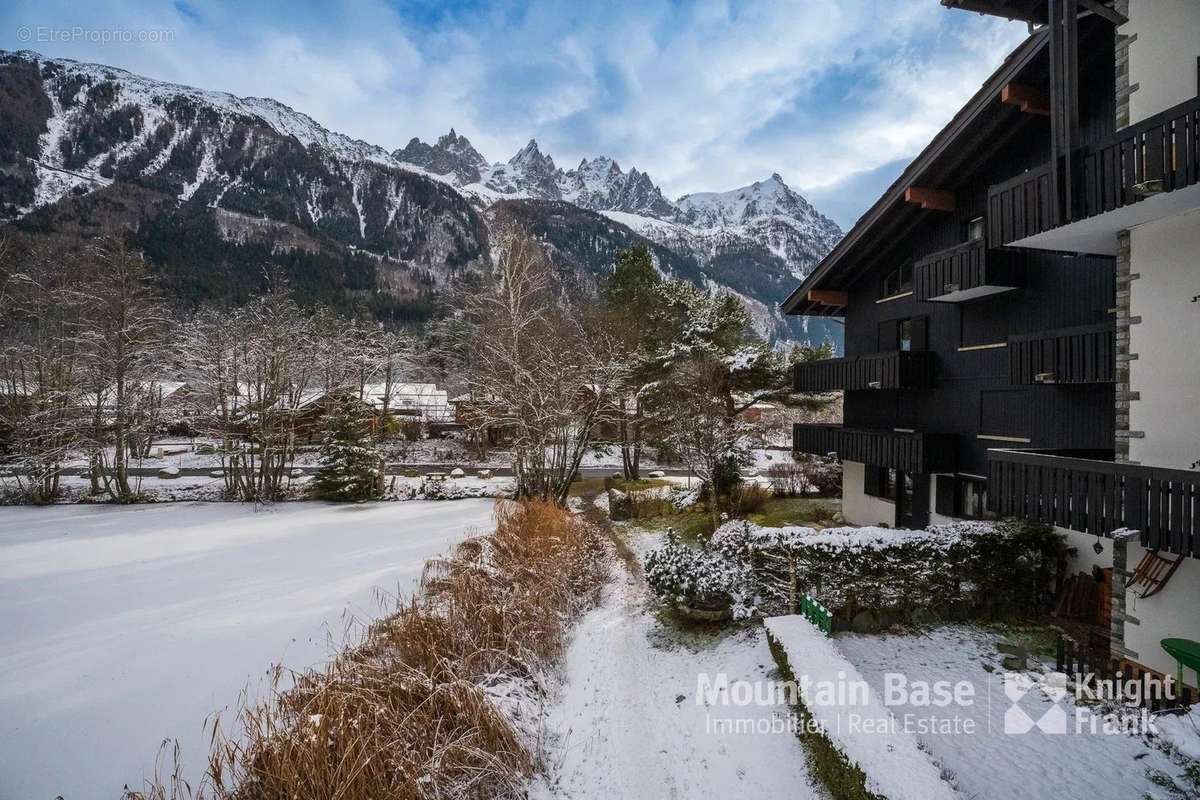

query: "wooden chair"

left=1126, top=550, right=1185, bottom=599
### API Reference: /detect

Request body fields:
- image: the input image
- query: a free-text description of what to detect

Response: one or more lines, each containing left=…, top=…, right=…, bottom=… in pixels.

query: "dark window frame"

left=880, top=261, right=914, bottom=299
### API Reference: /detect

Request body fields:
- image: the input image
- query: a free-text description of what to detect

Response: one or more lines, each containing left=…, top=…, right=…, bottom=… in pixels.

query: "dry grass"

left=126, top=500, right=608, bottom=800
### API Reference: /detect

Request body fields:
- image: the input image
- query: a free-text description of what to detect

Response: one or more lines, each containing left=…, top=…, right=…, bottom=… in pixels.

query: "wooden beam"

left=1077, top=0, right=1127, bottom=25
left=904, top=186, right=956, bottom=212
left=808, top=289, right=848, bottom=306
left=1001, top=82, right=1051, bottom=116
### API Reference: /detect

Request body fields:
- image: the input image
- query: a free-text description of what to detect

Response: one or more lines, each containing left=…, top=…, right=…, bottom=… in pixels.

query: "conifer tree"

left=310, top=395, right=383, bottom=501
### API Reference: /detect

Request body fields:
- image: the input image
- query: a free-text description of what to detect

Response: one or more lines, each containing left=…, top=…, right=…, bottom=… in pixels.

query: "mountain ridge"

left=0, top=49, right=842, bottom=345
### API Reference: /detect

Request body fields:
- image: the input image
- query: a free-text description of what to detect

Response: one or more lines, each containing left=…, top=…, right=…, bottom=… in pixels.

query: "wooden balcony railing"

left=793, top=424, right=957, bottom=474
left=913, top=239, right=1021, bottom=302
left=793, top=350, right=933, bottom=392
left=1079, top=95, right=1200, bottom=220
left=988, top=95, right=1200, bottom=247
left=988, top=161, right=1054, bottom=247
left=1008, top=322, right=1115, bottom=385
left=988, top=449, right=1200, bottom=558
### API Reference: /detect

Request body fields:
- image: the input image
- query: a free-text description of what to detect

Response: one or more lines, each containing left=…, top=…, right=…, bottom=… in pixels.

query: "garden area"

left=587, top=466, right=1200, bottom=800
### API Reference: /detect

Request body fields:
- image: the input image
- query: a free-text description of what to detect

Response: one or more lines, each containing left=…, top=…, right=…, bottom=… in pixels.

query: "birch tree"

left=78, top=237, right=171, bottom=502
left=0, top=242, right=88, bottom=502
left=460, top=234, right=626, bottom=505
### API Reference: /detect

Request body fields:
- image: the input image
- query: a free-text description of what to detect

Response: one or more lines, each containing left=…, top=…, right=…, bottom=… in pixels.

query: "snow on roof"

left=764, top=615, right=960, bottom=800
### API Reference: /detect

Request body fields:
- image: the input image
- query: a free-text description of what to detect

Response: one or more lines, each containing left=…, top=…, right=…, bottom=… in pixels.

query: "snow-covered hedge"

left=711, top=518, right=1067, bottom=620
left=392, top=478, right=513, bottom=501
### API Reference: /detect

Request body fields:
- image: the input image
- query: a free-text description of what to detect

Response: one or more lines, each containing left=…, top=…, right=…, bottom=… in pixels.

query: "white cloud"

left=0, top=0, right=1028, bottom=218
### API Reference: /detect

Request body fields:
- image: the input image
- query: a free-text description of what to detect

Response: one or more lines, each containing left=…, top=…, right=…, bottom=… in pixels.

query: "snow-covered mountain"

left=0, top=49, right=842, bottom=345
left=395, top=132, right=843, bottom=342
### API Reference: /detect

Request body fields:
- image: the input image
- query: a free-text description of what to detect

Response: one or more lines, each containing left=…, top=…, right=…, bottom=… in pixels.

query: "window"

left=959, top=478, right=987, bottom=519
left=935, top=475, right=993, bottom=520
left=879, top=316, right=927, bottom=352
left=865, top=465, right=898, bottom=501
left=881, top=262, right=913, bottom=298
left=967, top=216, right=985, bottom=242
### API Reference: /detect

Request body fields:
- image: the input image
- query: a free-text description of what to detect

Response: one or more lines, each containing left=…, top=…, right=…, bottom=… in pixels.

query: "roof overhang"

left=781, top=30, right=1050, bottom=318
left=941, top=0, right=1047, bottom=24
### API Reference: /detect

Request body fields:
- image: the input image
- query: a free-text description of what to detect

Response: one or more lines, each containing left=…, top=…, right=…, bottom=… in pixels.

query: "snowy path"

left=530, top=552, right=822, bottom=800
left=0, top=500, right=494, bottom=800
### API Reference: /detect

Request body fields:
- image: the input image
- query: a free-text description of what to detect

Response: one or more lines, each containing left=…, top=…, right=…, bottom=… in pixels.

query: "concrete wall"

left=1126, top=0, right=1200, bottom=125
left=841, top=460, right=897, bottom=528
left=1127, top=209, right=1200, bottom=470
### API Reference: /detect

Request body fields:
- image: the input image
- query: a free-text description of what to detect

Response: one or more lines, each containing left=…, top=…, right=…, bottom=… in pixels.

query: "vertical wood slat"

left=793, top=424, right=956, bottom=475
left=994, top=97, right=1200, bottom=237
left=793, top=351, right=933, bottom=392
left=987, top=450, right=1200, bottom=559
left=1007, top=324, right=1115, bottom=385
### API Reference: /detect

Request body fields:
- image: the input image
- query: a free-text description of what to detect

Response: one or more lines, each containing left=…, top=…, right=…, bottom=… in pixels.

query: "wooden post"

left=789, top=557, right=798, bottom=615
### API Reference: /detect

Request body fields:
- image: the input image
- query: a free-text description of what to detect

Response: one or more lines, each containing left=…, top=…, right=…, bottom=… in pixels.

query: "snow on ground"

left=835, top=625, right=1183, bottom=800
left=0, top=500, right=495, bottom=800
left=765, top=616, right=958, bottom=800
left=529, top=530, right=821, bottom=800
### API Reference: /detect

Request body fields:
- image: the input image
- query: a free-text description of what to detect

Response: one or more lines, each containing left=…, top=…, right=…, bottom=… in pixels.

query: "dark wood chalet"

left=783, top=8, right=1125, bottom=529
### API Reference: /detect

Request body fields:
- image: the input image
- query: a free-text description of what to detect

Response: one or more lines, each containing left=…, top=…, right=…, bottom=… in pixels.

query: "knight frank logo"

left=1003, top=672, right=1069, bottom=734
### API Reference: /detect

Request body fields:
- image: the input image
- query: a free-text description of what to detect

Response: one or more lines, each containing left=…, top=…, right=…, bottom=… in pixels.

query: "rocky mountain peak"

left=394, top=128, right=487, bottom=184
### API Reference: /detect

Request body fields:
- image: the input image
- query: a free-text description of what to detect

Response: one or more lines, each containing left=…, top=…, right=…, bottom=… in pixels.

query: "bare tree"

left=460, top=234, right=626, bottom=505
left=76, top=238, right=171, bottom=502
left=0, top=242, right=89, bottom=502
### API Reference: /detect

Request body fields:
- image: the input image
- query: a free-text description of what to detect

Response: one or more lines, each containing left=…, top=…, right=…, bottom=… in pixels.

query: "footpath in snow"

left=530, top=554, right=822, bottom=800
left=0, top=500, right=495, bottom=800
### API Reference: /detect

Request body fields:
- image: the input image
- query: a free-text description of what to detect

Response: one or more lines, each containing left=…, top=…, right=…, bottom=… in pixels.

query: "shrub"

left=797, top=454, right=842, bottom=497
left=729, top=482, right=771, bottom=516
left=644, top=532, right=753, bottom=617
left=766, top=461, right=808, bottom=497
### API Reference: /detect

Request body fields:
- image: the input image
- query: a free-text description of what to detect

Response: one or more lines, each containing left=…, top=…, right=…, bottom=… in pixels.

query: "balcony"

left=988, top=449, right=1200, bottom=558
left=987, top=162, right=1054, bottom=247
left=914, top=240, right=1022, bottom=302
left=1007, top=323, right=1115, bottom=385
left=988, top=95, right=1200, bottom=252
left=793, top=350, right=933, bottom=392
left=794, top=424, right=957, bottom=474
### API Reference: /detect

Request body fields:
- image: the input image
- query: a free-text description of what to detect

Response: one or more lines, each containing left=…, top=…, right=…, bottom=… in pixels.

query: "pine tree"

left=310, top=395, right=383, bottom=501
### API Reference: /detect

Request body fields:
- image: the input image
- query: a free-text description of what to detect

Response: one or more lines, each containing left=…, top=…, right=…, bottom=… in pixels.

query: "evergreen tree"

left=310, top=395, right=383, bottom=501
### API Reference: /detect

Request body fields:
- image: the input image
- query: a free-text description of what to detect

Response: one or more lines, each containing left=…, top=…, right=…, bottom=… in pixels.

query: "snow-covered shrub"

left=667, top=484, right=701, bottom=511
left=710, top=518, right=1066, bottom=620
left=644, top=532, right=754, bottom=618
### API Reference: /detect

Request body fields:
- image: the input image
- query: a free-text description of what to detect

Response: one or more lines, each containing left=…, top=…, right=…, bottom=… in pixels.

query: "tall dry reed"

left=126, top=499, right=608, bottom=800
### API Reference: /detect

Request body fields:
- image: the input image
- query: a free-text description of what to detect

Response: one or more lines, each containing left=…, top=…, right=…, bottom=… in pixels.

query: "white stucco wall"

left=1060, top=526, right=1200, bottom=679
left=1123, top=542, right=1200, bottom=678
left=1126, top=0, right=1200, bottom=125
left=1127, top=208, right=1200, bottom=470
left=841, top=460, right=897, bottom=528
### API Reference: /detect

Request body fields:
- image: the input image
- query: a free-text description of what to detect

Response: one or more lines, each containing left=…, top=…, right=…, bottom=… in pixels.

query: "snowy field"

left=0, top=500, right=495, bottom=799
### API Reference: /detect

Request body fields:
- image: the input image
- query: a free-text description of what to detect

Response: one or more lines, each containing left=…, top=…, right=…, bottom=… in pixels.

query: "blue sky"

left=1, top=0, right=1027, bottom=228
